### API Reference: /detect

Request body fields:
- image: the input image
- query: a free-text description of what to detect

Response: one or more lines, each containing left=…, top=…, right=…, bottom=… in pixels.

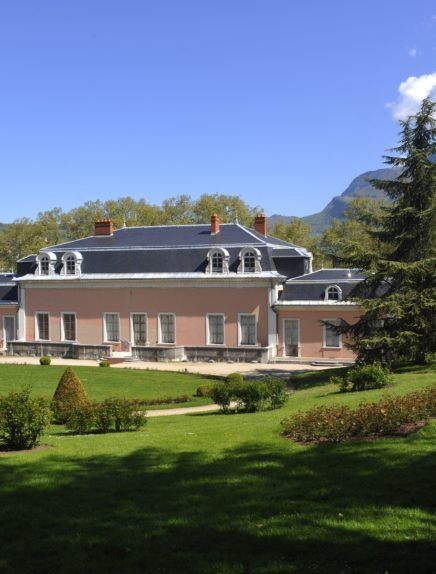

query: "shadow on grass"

left=290, top=367, right=349, bottom=390
left=0, top=428, right=435, bottom=573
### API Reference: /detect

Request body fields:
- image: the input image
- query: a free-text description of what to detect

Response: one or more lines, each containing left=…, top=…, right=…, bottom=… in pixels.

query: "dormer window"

left=36, top=252, right=56, bottom=276
left=206, top=248, right=230, bottom=274
left=238, top=247, right=262, bottom=273
left=61, top=251, right=83, bottom=276
left=212, top=252, right=223, bottom=273
left=325, top=285, right=342, bottom=301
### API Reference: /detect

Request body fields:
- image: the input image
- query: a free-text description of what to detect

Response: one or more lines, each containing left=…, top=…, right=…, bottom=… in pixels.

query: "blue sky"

left=1, top=0, right=435, bottom=223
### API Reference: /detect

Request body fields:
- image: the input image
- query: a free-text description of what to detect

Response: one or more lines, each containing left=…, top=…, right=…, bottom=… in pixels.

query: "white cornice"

left=273, top=301, right=361, bottom=310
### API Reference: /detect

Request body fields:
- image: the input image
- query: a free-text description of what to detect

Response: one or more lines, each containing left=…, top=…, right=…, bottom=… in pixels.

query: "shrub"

left=281, top=387, right=436, bottom=443
left=0, top=389, right=52, bottom=450
left=99, top=360, right=110, bottom=368
left=51, top=367, right=90, bottom=424
left=96, top=398, right=146, bottom=432
left=264, top=377, right=289, bottom=410
left=225, top=372, right=244, bottom=386
left=65, top=403, right=96, bottom=434
left=196, top=385, right=212, bottom=397
left=334, top=363, right=393, bottom=393
left=39, top=356, right=51, bottom=366
left=236, top=380, right=269, bottom=412
left=210, top=383, right=232, bottom=413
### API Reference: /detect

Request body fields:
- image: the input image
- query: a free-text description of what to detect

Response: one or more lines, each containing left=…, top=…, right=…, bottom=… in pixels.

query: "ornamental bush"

left=211, top=377, right=288, bottom=413
left=334, top=363, right=393, bottom=393
left=0, top=389, right=52, bottom=450
left=196, top=385, right=212, bottom=397
left=281, top=387, right=436, bottom=443
left=225, top=372, right=244, bottom=386
left=51, top=367, right=90, bottom=423
left=39, top=356, right=51, bottom=366
left=65, top=403, right=96, bottom=434
left=95, top=398, right=146, bottom=432
left=209, top=384, right=233, bottom=413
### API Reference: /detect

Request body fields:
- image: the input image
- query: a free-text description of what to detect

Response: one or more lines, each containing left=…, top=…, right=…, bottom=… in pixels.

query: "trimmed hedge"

left=39, top=356, right=51, bottom=366
left=281, top=387, right=436, bottom=443
left=65, top=398, right=147, bottom=434
left=51, top=367, right=90, bottom=424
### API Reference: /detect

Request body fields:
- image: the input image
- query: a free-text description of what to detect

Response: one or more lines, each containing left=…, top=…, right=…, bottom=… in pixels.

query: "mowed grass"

left=0, top=364, right=215, bottom=408
left=0, top=364, right=435, bottom=573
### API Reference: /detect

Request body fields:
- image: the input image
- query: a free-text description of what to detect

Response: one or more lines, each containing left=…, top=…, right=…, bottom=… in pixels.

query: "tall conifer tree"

left=345, top=98, right=436, bottom=364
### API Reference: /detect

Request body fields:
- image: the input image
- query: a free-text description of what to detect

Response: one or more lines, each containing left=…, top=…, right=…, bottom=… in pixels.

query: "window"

left=40, top=255, right=50, bottom=275
left=131, top=313, right=147, bottom=345
left=238, top=247, right=261, bottom=273
left=37, top=251, right=56, bottom=276
left=206, top=248, right=230, bottom=274
left=239, top=314, right=256, bottom=345
left=207, top=314, right=224, bottom=345
left=325, top=285, right=342, bottom=301
left=65, top=255, right=76, bottom=275
left=35, top=313, right=50, bottom=341
left=324, top=319, right=341, bottom=348
left=243, top=251, right=256, bottom=272
left=61, top=251, right=83, bottom=276
left=104, top=313, right=120, bottom=342
left=62, top=313, right=76, bottom=341
left=212, top=252, right=223, bottom=273
left=159, top=313, right=175, bottom=344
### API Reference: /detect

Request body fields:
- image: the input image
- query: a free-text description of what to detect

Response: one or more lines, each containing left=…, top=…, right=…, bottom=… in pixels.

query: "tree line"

left=0, top=192, right=384, bottom=272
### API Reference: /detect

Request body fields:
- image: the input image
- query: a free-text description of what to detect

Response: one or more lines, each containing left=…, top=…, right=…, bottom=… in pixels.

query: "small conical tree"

left=51, top=367, right=90, bottom=423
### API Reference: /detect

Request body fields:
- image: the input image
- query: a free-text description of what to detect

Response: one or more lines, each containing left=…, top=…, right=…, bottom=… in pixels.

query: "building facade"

left=1, top=215, right=363, bottom=362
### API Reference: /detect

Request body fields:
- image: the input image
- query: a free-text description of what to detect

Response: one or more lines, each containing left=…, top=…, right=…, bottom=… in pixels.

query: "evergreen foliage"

left=343, top=98, right=436, bottom=364
left=51, top=367, right=90, bottom=423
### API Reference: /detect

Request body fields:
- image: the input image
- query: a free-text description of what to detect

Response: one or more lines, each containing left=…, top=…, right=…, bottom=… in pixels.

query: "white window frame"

left=238, top=247, right=262, bottom=273
left=61, top=312, right=77, bottom=342
left=158, top=313, right=176, bottom=344
left=61, top=251, right=83, bottom=276
left=283, top=318, right=300, bottom=357
left=206, top=248, right=230, bottom=274
left=238, top=313, right=257, bottom=346
left=325, top=285, right=342, bottom=301
left=130, top=313, right=148, bottom=346
left=323, top=319, right=342, bottom=349
left=35, top=312, right=50, bottom=341
left=3, top=315, right=16, bottom=348
left=103, top=312, right=120, bottom=343
left=36, top=251, right=56, bottom=276
left=206, top=313, right=225, bottom=345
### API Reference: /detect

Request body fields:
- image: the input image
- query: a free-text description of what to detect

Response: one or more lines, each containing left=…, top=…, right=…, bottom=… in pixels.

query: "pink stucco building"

left=1, top=215, right=363, bottom=362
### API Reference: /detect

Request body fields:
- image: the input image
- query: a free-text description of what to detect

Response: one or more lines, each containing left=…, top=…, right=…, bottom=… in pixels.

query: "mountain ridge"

left=269, top=166, right=401, bottom=233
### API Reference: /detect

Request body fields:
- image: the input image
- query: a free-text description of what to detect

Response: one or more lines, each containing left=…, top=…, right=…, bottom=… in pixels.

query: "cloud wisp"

left=387, top=73, right=436, bottom=120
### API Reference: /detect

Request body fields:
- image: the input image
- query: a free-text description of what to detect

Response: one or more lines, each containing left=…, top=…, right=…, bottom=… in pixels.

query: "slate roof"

left=17, top=223, right=312, bottom=278
left=279, top=269, right=365, bottom=302
left=0, top=274, right=18, bottom=304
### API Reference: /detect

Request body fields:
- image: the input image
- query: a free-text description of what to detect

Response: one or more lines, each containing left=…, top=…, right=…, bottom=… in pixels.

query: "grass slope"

left=0, top=365, right=435, bottom=573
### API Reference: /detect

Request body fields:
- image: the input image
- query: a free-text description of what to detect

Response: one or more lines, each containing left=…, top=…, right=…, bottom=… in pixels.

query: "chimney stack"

left=254, top=213, right=267, bottom=236
left=211, top=213, right=220, bottom=234
left=95, top=219, right=114, bottom=236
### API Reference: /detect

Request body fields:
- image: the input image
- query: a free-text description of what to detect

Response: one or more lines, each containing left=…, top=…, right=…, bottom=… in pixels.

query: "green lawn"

left=0, top=364, right=215, bottom=408
left=0, top=364, right=435, bottom=573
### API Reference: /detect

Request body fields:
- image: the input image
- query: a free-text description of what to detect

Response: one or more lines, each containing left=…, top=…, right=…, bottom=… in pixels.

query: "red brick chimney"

left=254, top=213, right=267, bottom=236
left=95, top=219, right=114, bottom=236
left=211, top=213, right=220, bottom=234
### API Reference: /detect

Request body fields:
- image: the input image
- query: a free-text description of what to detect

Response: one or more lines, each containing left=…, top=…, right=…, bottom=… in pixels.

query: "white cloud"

left=387, top=73, right=436, bottom=120
left=407, top=46, right=417, bottom=57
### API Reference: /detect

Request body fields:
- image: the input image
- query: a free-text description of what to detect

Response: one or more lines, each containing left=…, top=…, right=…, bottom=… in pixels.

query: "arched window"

left=237, top=247, right=261, bottom=273
left=325, top=285, right=342, bottom=301
left=36, top=251, right=56, bottom=276
left=61, top=252, right=83, bottom=276
left=212, top=251, right=223, bottom=273
left=206, top=248, right=230, bottom=274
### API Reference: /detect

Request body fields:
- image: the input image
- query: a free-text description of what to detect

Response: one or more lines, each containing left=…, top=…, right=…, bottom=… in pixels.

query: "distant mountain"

left=269, top=166, right=402, bottom=234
